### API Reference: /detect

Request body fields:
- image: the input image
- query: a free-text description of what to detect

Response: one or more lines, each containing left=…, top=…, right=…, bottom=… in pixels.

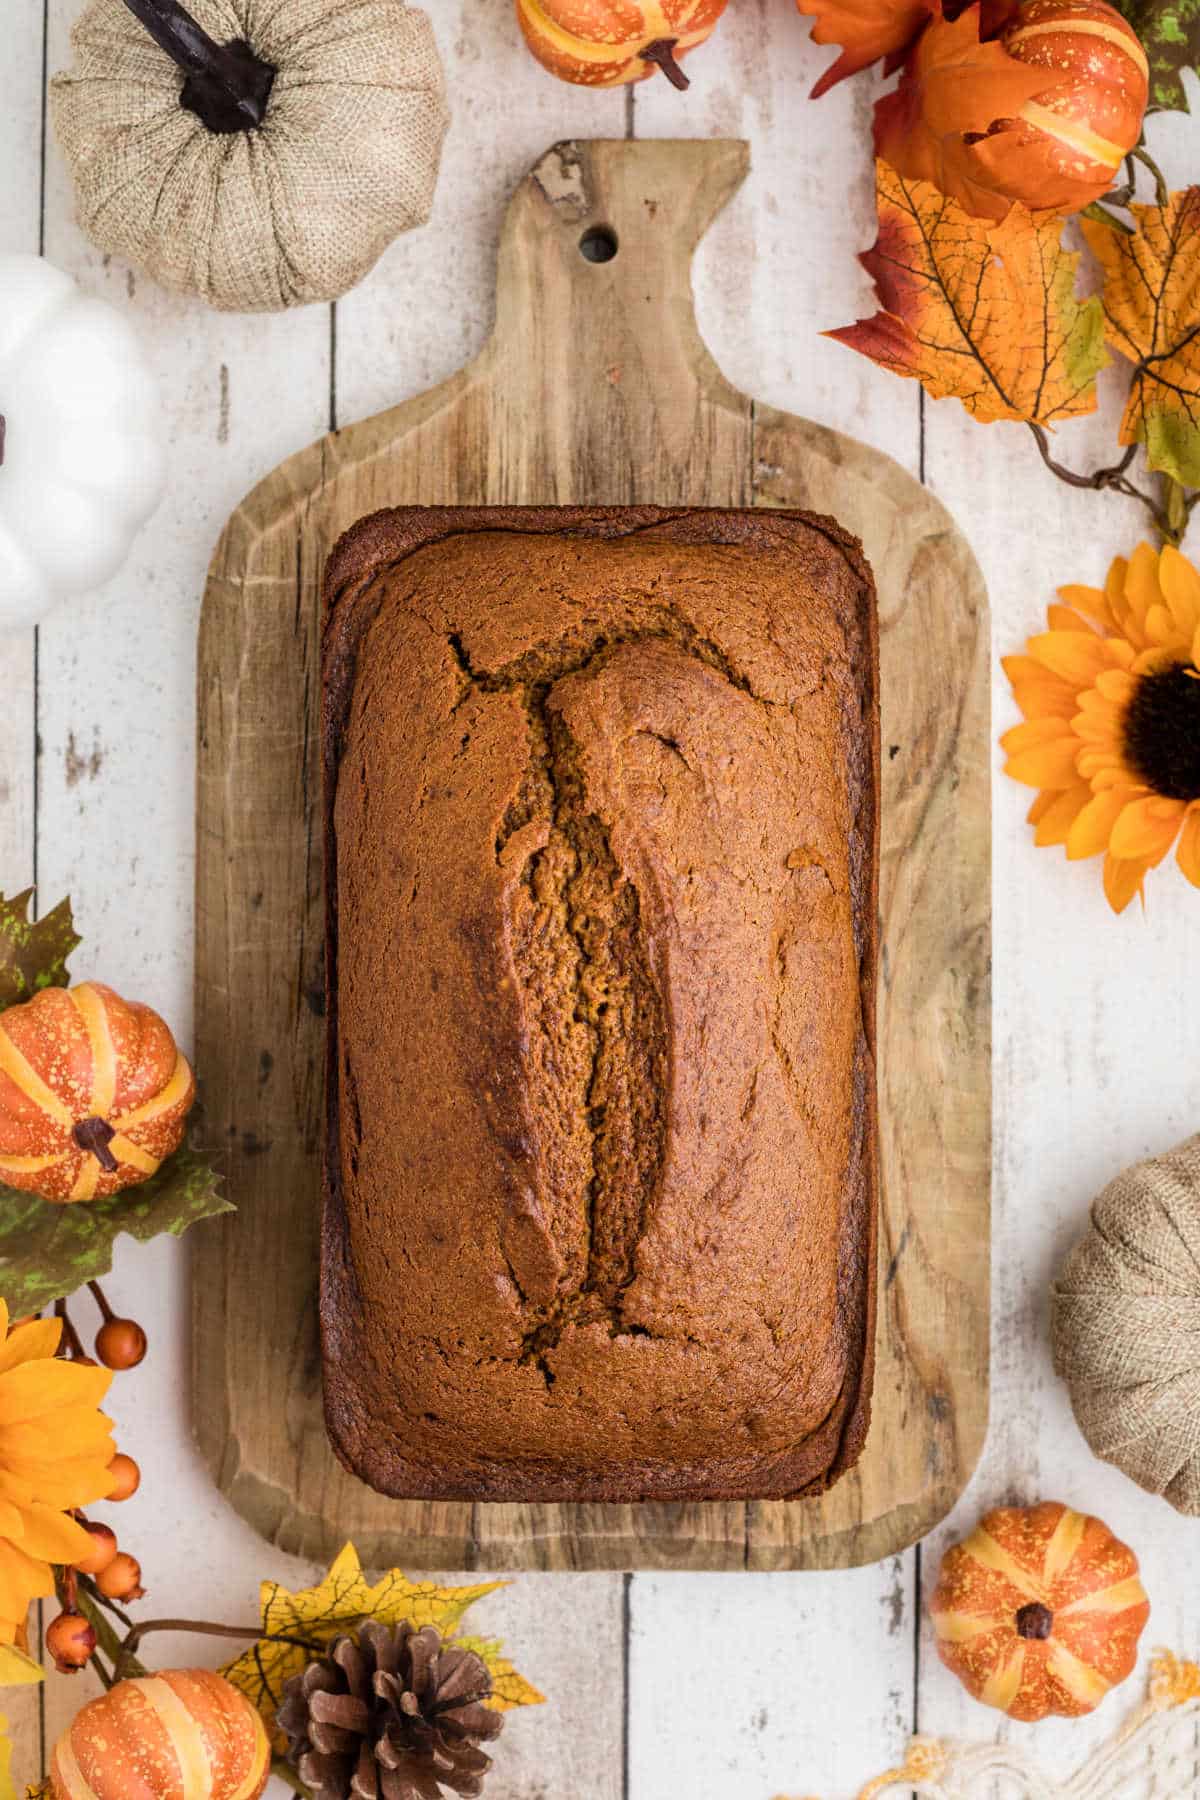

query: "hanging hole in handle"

left=579, top=226, right=619, bottom=264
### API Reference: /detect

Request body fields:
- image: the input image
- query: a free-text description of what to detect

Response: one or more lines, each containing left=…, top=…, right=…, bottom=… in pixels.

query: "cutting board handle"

left=489, top=139, right=751, bottom=483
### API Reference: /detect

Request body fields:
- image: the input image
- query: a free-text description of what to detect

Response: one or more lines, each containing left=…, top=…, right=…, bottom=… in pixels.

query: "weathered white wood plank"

left=0, top=5, right=41, bottom=904
left=0, top=7, right=45, bottom=1793
left=912, top=74, right=1200, bottom=1795
left=630, top=1562, right=915, bottom=1798
left=629, top=8, right=922, bottom=1794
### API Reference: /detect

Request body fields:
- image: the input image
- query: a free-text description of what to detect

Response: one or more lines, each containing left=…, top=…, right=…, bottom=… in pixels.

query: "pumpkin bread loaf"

left=321, top=506, right=879, bottom=1503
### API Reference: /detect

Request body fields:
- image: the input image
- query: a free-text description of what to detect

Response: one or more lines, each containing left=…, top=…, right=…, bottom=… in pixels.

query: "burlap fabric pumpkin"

left=51, top=0, right=449, bottom=312
left=1051, top=1135, right=1200, bottom=1515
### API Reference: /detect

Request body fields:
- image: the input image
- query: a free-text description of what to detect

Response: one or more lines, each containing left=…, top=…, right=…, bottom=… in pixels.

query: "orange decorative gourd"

left=49, top=1670, right=270, bottom=1800
left=0, top=981, right=194, bottom=1202
left=516, top=0, right=730, bottom=88
left=875, top=0, right=1148, bottom=219
left=931, top=1501, right=1150, bottom=1720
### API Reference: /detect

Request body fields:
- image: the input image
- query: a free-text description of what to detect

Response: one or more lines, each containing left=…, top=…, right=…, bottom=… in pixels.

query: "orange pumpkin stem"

left=74, top=1117, right=119, bottom=1174
left=1016, top=1601, right=1054, bottom=1640
left=640, top=38, right=690, bottom=90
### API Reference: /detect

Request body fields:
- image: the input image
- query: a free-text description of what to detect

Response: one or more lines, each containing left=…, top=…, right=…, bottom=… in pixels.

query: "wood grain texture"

left=194, top=136, right=990, bottom=1573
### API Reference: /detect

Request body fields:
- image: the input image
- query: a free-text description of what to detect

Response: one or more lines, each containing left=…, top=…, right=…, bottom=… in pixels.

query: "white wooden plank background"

left=2, top=2, right=1199, bottom=1795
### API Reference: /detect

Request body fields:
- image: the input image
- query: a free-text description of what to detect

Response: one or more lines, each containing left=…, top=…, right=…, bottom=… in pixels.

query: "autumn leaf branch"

left=832, top=151, right=1200, bottom=547
left=1027, top=425, right=1197, bottom=543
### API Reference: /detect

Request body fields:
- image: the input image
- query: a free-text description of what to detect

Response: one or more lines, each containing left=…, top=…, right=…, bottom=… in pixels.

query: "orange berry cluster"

left=45, top=1283, right=147, bottom=1673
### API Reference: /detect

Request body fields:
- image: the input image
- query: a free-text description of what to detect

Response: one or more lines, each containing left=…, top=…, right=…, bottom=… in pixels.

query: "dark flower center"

left=1123, top=662, right=1200, bottom=801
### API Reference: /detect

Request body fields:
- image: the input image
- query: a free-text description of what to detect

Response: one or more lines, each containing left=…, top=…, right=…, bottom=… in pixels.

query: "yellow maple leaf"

left=454, top=1636, right=547, bottom=1712
left=828, top=161, right=1108, bottom=425
left=220, top=1544, right=541, bottom=1746
left=0, top=1650, right=43, bottom=1690
left=1083, top=187, right=1200, bottom=488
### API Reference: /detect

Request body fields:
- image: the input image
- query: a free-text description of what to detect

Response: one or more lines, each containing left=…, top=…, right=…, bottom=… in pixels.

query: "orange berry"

left=46, top=1612, right=95, bottom=1672
left=95, top=1318, right=147, bottom=1371
left=95, top=1552, right=144, bottom=1601
left=106, top=1453, right=141, bottom=1502
left=72, top=1521, right=118, bottom=1576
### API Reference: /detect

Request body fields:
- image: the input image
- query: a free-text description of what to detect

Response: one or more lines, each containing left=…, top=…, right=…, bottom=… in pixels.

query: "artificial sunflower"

left=1002, top=542, right=1200, bottom=913
left=0, top=1302, right=114, bottom=1644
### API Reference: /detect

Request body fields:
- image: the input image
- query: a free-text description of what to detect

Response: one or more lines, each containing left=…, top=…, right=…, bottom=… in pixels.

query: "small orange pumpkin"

left=49, top=1670, right=270, bottom=1800
left=0, top=981, right=194, bottom=1202
left=516, top=0, right=731, bottom=89
left=931, top=1500, right=1150, bottom=1721
left=875, top=0, right=1148, bottom=219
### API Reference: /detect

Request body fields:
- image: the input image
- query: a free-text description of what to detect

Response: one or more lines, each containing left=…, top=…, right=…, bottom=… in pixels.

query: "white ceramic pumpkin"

left=0, top=256, right=163, bottom=629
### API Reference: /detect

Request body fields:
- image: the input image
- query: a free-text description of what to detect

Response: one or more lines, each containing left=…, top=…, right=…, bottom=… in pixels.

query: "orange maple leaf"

left=797, top=0, right=1017, bottom=97
left=1082, top=187, right=1200, bottom=488
left=828, top=161, right=1109, bottom=423
left=797, top=0, right=935, bottom=95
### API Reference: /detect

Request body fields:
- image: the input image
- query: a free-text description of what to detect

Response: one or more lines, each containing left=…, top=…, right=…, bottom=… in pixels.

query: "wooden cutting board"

left=194, top=138, right=990, bottom=1572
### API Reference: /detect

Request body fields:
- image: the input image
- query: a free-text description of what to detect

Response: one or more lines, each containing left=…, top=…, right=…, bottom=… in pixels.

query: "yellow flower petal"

left=9, top=1504, right=93, bottom=1566
left=1003, top=655, right=1082, bottom=719
left=0, top=1410, right=115, bottom=1464
left=1086, top=759, right=1144, bottom=788
left=1066, top=789, right=1129, bottom=860
left=0, top=1322, right=61, bottom=1375
left=1144, top=603, right=1186, bottom=651
left=1094, top=668, right=1136, bottom=704
left=1010, top=683, right=1081, bottom=722
left=1032, top=786, right=1090, bottom=846
left=0, top=1361, right=112, bottom=1428
left=1177, top=809, right=1200, bottom=887
left=1000, top=717, right=1075, bottom=752
left=1006, top=739, right=1084, bottom=788
left=1125, top=542, right=1165, bottom=631
left=1028, top=631, right=1113, bottom=686
left=0, top=1543, right=51, bottom=1628
left=1072, top=711, right=1122, bottom=746
left=1109, top=795, right=1185, bottom=865
left=1159, top=545, right=1200, bottom=638
left=1046, top=604, right=1096, bottom=633
left=1104, top=852, right=1146, bottom=914
left=1103, top=557, right=1139, bottom=641
left=1057, top=583, right=1112, bottom=627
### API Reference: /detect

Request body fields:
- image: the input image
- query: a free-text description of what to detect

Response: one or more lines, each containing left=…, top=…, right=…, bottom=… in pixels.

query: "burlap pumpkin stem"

left=278, top=1618, right=503, bottom=1800
left=51, top=0, right=450, bottom=312
left=1052, top=1135, right=1200, bottom=1516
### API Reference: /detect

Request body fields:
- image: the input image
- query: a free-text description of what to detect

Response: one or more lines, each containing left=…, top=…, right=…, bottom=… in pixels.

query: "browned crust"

left=321, top=505, right=879, bottom=1504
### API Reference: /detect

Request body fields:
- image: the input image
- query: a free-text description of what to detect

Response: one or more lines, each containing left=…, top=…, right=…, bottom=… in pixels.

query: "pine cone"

left=278, top=1618, right=503, bottom=1800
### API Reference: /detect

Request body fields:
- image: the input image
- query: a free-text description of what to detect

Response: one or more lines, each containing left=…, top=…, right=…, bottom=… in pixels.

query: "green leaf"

left=1113, top=0, right=1200, bottom=111
left=0, top=1149, right=232, bottom=1314
left=0, top=891, right=79, bottom=1009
